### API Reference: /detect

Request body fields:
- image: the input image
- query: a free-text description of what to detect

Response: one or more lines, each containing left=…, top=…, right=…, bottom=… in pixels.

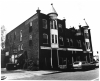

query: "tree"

left=1, top=25, right=6, bottom=50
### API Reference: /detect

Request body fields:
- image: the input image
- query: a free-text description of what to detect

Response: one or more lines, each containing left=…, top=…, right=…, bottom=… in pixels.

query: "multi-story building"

left=5, top=4, right=93, bottom=70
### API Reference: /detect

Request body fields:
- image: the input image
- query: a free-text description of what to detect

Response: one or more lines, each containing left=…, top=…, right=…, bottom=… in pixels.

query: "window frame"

left=52, top=34, right=54, bottom=43
left=43, top=33, right=48, bottom=44
left=20, top=30, right=22, bottom=42
left=59, top=36, right=64, bottom=46
left=55, top=35, right=58, bottom=44
left=50, top=20, right=57, bottom=29
left=21, top=44, right=23, bottom=50
left=70, top=38, right=73, bottom=47
left=29, top=22, right=32, bottom=32
left=66, top=38, right=70, bottom=46
left=42, top=19, right=47, bottom=29
left=18, top=45, right=20, bottom=51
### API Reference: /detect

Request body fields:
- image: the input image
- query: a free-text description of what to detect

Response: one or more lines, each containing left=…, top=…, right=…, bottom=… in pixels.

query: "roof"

left=48, top=3, right=58, bottom=16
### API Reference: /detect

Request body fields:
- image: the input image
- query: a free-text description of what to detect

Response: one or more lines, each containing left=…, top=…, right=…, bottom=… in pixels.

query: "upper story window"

left=21, top=44, right=23, bottom=50
left=77, top=40, right=82, bottom=47
left=51, top=34, right=58, bottom=44
left=84, top=33, right=89, bottom=38
left=14, top=32, right=16, bottom=40
left=59, top=37, right=64, bottom=46
left=66, top=38, right=70, bottom=46
left=52, top=34, right=54, bottom=43
left=29, top=34, right=32, bottom=46
left=43, top=33, right=48, bottom=44
left=50, top=20, right=57, bottom=29
left=54, top=20, right=57, bottom=29
left=55, top=35, right=58, bottom=44
left=29, top=34, right=32, bottom=40
left=18, top=45, right=20, bottom=51
left=70, top=39, right=73, bottom=46
left=42, top=19, right=47, bottom=29
left=58, top=24, right=63, bottom=32
left=78, top=40, right=82, bottom=47
left=85, top=42, right=91, bottom=50
left=58, top=24, right=62, bottom=28
left=20, top=30, right=22, bottom=41
left=29, top=22, right=32, bottom=32
left=50, top=20, right=53, bottom=29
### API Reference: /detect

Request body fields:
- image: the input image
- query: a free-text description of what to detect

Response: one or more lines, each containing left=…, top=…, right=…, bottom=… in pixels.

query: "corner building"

left=5, top=4, right=93, bottom=70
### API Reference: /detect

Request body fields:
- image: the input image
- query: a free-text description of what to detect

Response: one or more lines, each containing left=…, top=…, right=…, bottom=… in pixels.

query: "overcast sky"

left=0, top=0, right=100, bottom=54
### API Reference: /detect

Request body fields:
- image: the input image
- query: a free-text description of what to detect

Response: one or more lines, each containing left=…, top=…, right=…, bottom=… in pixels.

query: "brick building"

left=5, top=4, right=93, bottom=70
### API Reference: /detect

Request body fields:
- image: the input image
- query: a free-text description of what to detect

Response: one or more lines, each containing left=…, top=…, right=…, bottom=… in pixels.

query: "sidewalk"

left=1, top=68, right=60, bottom=80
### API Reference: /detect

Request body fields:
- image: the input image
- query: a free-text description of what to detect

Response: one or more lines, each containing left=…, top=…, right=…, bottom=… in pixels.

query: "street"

left=1, top=68, right=99, bottom=80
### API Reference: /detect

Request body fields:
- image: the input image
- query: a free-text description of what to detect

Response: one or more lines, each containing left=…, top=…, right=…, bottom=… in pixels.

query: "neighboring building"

left=5, top=4, right=93, bottom=70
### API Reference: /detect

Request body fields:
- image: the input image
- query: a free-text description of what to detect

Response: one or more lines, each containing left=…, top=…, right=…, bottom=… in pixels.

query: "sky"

left=0, top=0, right=100, bottom=55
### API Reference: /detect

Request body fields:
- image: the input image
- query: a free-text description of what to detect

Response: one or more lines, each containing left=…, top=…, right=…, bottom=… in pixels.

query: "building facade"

left=5, top=4, right=93, bottom=70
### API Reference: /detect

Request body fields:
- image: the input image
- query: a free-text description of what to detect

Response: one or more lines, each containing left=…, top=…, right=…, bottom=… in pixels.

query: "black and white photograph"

left=0, top=0, right=99, bottom=80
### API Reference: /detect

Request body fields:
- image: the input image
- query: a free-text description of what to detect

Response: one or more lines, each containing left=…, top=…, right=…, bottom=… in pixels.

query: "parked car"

left=91, top=61, right=99, bottom=68
left=95, top=62, right=99, bottom=67
left=72, top=61, right=95, bottom=70
left=73, top=61, right=82, bottom=69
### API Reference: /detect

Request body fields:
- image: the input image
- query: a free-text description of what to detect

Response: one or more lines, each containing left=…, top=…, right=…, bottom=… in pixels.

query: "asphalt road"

left=13, top=68, right=99, bottom=80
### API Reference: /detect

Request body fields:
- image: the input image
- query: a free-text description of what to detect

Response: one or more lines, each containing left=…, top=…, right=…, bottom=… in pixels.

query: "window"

left=52, top=34, right=54, bottom=43
left=50, top=20, right=57, bottom=29
left=54, top=20, right=57, bottom=29
left=78, top=40, right=82, bottom=47
left=29, top=35, right=32, bottom=46
left=50, top=20, right=53, bottom=29
left=58, top=24, right=63, bottom=32
left=29, top=22, right=32, bottom=32
left=43, top=33, right=48, bottom=44
left=84, top=33, right=89, bottom=38
left=70, top=39, right=73, bottom=46
left=66, top=38, right=69, bottom=46
left=14, top=32, right=16, bottom=40
left=21, top=44, right=23, bottom=50
left=29, top=35, right=32, bottom=40
left=59, top=37, right=64, bottom=46
left=55, top=35, right=57, bottom=44
left=86, top=42, right=91, bottom=50
left=58, top=24, right=62, bottom=28
left=42, top=19, right=47, bottom=29
left=20, top=30, right=22, bottom=41
left=18, top=45, right=20, bottom=51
